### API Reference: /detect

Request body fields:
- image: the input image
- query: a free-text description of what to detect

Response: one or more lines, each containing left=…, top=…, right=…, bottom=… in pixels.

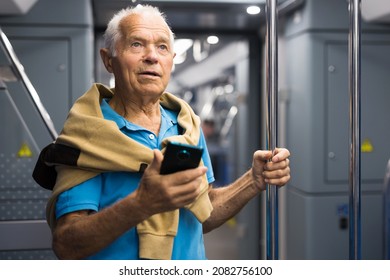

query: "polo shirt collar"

left=100, top=98, right=177, bottom=132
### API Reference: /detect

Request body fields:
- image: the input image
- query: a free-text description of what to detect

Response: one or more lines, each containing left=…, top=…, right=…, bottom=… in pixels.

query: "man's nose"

left=143, top=45, right=159, bottom=63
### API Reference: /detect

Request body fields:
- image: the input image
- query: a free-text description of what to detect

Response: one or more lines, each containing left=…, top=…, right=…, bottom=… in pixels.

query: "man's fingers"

left=271, top=148, right=290, bottom=163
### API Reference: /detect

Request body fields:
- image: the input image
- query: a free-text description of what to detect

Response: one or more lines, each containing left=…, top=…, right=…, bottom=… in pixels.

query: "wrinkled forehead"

left=119, top=13, right=172, bottom=41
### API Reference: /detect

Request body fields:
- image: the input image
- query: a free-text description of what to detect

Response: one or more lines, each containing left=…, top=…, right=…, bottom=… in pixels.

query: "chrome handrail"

left=348, top=0, right=362, bottom=260
left=0, top=28, right=58, bottom=141
left=265, top=0, right=279, bottom=260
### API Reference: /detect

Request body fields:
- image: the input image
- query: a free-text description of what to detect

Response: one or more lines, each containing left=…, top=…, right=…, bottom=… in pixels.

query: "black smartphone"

left=160, top=142, right=204, bottom=174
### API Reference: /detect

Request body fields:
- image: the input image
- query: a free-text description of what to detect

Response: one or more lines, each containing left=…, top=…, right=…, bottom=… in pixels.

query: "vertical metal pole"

left=265, top=0, right=279, bottom=260
left=348, top=0, right=361, bottom=260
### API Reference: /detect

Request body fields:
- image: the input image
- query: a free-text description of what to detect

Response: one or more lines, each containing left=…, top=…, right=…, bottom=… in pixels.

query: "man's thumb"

left=149, top=149, right=164, bottom=171
left=254, top=150, right=273, bottom=162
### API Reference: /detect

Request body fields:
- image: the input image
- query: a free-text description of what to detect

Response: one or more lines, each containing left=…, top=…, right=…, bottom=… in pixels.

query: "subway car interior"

left=0, top=0, right=390, bottom=260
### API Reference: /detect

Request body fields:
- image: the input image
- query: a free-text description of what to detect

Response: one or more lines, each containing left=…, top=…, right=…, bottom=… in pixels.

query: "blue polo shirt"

left=55, top=98, right=215, bottom=260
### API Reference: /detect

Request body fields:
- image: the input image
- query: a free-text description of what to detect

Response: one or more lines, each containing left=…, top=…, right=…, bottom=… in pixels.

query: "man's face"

left=110, top=13, right=175, bottom=99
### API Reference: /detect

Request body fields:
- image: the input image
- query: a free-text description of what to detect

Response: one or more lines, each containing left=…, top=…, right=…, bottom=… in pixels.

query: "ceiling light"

left=174, top=39, right=193, bottom=55
left=207, top=35, right=219, bottom=45
left=247, top=6, right=261, bottom=15
left=174, top=39, right=193, bottom=64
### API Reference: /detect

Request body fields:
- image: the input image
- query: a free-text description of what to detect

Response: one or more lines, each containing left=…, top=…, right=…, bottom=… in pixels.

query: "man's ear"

left=100, top=48, right=113, bottom=73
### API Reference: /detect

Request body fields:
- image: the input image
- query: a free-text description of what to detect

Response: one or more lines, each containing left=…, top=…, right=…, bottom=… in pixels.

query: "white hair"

left=103, top=4, right=175, bottom=56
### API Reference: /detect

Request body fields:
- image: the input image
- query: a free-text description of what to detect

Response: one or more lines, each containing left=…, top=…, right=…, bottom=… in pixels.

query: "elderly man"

left=33, top=4, right=290, bottom=260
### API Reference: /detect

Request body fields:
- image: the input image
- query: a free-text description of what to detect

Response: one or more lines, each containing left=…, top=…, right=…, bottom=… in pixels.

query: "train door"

left=0, top=0, right=93, bottom=259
